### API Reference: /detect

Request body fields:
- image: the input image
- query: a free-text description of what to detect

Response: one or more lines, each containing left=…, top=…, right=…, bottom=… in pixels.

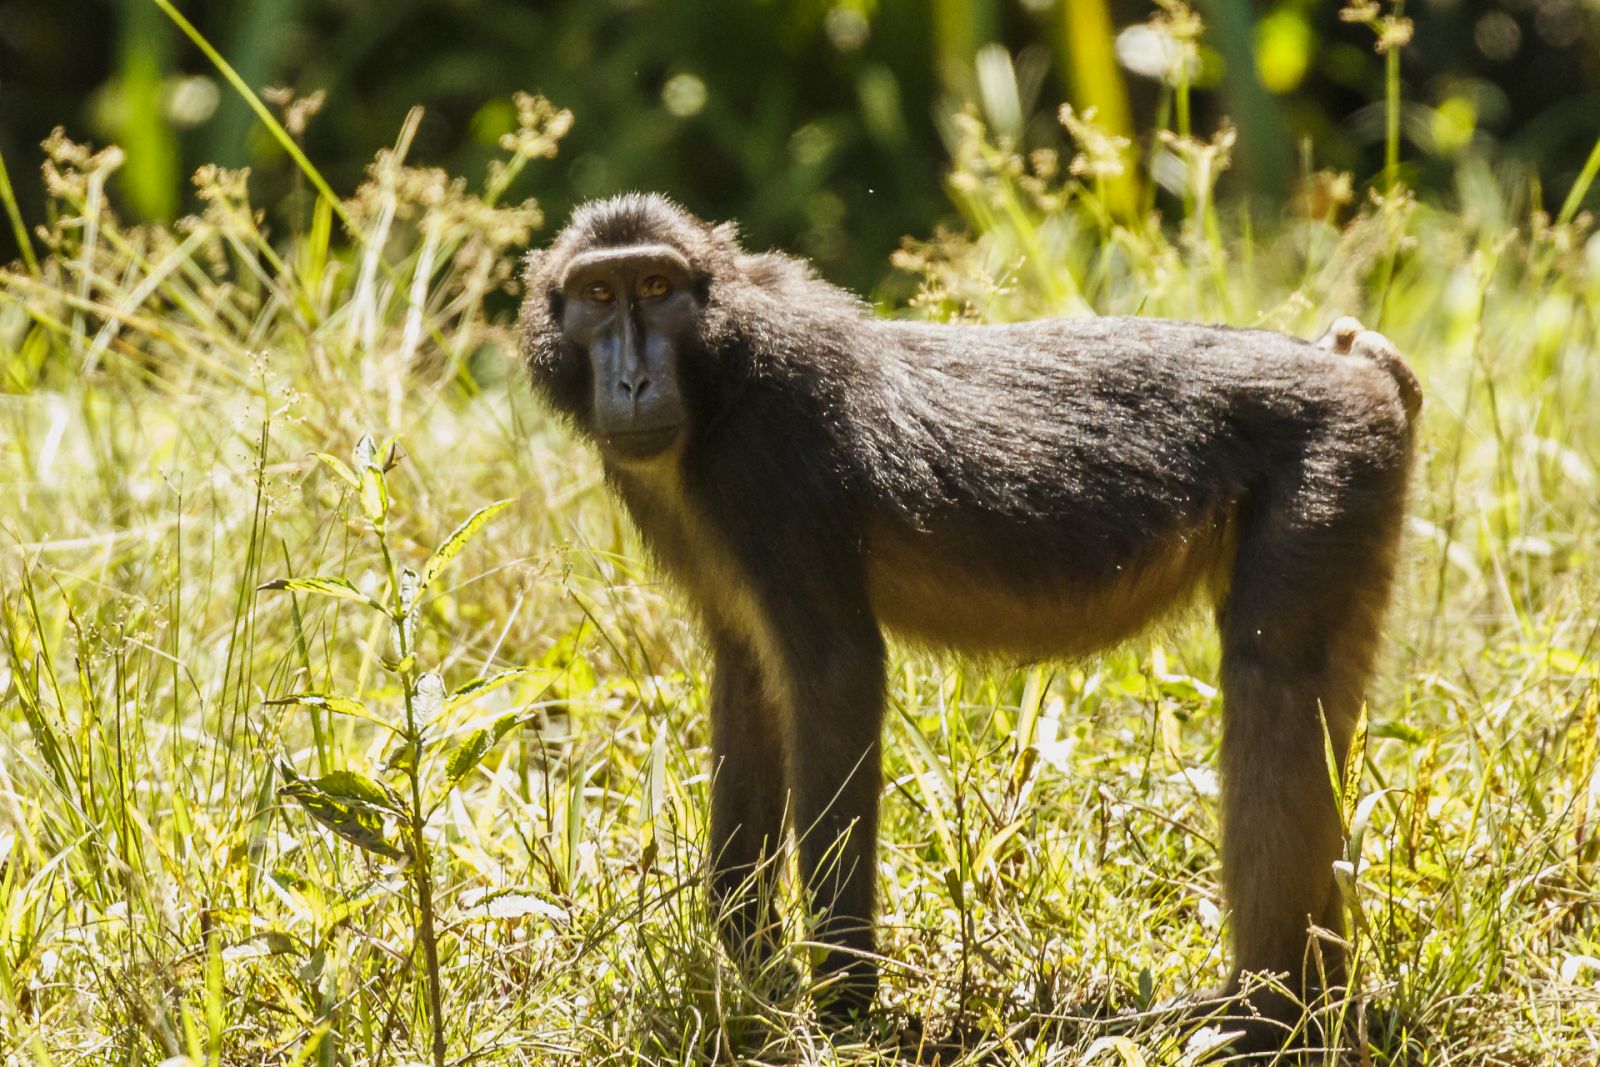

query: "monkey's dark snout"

left=587, top=334, right=686, bottom=461
left=595, top=368, right=681, bottom=460
left=617, top=374, right=652, bottom=400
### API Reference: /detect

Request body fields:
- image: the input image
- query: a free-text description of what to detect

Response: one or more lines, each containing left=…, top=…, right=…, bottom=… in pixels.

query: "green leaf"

left=895, top=706, right=959, bottom=870
left=1371, top=720, right=1425, bottom=745
left=264, top=692, right=398, bottom=733
left=943, top=866, right=965, bottom=909
left=974, top=816, right=1027, bottom=880
left=1332, top=860, right=1368, bottom=933
left=290, top=767, right=399, bottom=810
left=644, top=720, right=667, bottom=822
left=358, top=464, right=388, bottom=526
left=444, top=712, right=523, bottom=785
left=398, top=567, right=419, bottom=615
left=270, top=866, right=313, bottom=892
left=258, top=576, right=386, bottom=614
left=1348, top=787, right=1395, bottom=862
left=896, top=707, right=957, bottom=798
left=350, top=433, right=399, bottom=527
left=1320, top=705, right=1344, bottom=833
left=383, top=735, right=419, bottom=775
left=277, top=764, right=406, bottom=859
left=281, top=767, right=396, bottom=809
left=1013, top=667, right=1047, bottom=752
left=221, top=931, right=298, bottom=963
left=640, top=720, right=668, bottom=850
left=309, top=451, right=359, bottom=488
left=414, top=671, right=446, bottom=722
left=445, top=729, right=493, bottom=784
left=1342, top=702, right=1369, bottom=828
left=421, top=498, right=514, bottom=592
left=441, top=667, right=547, bottom=717
left=1009, top=668, right=1049, bottom=796
left=564, top=766, right=586, bottom=891
left=324, top=880, right=393, bottom=929
left=456, top=888, right=568, bottom=923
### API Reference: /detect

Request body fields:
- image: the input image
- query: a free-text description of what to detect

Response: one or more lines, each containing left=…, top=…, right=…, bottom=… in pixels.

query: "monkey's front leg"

left=707, top=628, right=788, bottom=969
left=777, top=619, right=888, bottom=1018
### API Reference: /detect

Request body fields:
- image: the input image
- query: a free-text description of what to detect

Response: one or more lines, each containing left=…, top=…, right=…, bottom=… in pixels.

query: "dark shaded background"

left=1, top=0, right=1597, bottom=290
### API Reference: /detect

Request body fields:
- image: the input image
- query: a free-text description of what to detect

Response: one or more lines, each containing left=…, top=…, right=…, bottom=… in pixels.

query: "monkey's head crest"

left=526, top=193, right=743, bottom=295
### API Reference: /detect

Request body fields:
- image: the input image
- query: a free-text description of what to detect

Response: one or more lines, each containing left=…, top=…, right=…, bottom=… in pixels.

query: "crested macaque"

left=519, top=195, right=1419, bottom=1046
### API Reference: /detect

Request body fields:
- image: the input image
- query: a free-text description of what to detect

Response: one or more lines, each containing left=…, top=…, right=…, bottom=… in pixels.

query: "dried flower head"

left=40, top=128, right=124, bottom=202
left=1375, top=15, right=1414, bottom=53
left=501, top=93, right=574, bottom=161
left=264, top=86, right=327, bottom=139
left=1059, top=105, right=1131, bottom=182
left=1293, top=169, right=1356, bottom=220
left=1153, top=0, right=1204, bottom=44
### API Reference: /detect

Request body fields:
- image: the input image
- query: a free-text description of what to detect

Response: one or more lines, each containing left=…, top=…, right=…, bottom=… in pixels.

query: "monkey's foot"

left=811, top=965, right=879, bottom=1027
left=1176, top=984, right=1349, bottom=1062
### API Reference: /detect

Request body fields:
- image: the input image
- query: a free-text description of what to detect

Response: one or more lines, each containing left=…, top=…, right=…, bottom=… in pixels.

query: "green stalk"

left=1556, top=132, right=1600, bottom=228
left=1058, top=0, right=1137, bottom=216
left=0, top=144, right=40, bottom=274
left=148, top=0, right=356, bottom=237
left=1385, top=1, right=1405, bottom=193
left=1174, top=49, right=1191, bottom=141
left=378, top=533, right=447, bottom=1067
left=280, top=540, right=328, bottom=775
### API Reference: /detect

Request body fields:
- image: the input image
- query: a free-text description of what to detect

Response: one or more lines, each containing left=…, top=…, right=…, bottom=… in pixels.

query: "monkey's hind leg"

left=707, top=630, right=789, bottom=972
left=1213, top=457, right=1409, bottom=1049
left=778, top=620, right=888, bottom=1020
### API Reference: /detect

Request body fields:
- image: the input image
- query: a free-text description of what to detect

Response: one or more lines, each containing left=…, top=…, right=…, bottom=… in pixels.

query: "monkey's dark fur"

left=520, top=194, right=1419, bottom=1048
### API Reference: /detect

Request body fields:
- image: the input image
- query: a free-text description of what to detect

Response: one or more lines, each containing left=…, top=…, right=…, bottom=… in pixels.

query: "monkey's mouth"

left=598, top=425, right=682, bottom=461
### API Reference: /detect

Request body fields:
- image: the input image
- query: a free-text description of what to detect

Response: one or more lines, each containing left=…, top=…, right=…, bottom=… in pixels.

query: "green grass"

left=4, top=47, right=1600, bottom=1067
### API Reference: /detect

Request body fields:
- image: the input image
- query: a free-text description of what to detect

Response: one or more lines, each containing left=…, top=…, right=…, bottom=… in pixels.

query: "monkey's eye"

left=638, top=275, right=670, bottom=299
left=585, top=281, right=615, bottom=304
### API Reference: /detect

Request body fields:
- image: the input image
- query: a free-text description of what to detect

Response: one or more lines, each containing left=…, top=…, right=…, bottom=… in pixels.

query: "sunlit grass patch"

left=3, top=29, right=1600, bottom=1067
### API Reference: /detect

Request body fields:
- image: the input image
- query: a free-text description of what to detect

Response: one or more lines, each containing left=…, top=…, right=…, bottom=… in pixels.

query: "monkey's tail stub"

left=1316, top=316, right=1423, bottom=424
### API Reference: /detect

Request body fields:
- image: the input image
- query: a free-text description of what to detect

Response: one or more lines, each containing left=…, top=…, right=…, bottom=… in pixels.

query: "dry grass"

left=2, top=37, right=1600, bottom=1067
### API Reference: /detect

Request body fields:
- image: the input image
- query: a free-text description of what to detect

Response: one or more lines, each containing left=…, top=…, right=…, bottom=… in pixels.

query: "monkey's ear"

left=522, top=248, right=545, bottom=279
left=521, top=249, right=564, bottom=319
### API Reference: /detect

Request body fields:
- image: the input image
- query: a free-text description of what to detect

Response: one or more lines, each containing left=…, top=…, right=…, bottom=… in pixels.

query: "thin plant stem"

left=1385, top=0, right=1406, bottom=193
left=0, top=145, right=40, bottom=275
left=378, top=532, right=447, bottom=1067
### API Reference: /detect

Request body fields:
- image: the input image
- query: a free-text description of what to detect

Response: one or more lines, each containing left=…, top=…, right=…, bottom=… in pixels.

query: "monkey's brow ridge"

left=560, top=244, right=693, bottom=287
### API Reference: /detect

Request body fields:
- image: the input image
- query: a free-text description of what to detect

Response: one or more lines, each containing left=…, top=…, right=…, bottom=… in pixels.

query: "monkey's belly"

left=864, top=517, right=1228, bottom=659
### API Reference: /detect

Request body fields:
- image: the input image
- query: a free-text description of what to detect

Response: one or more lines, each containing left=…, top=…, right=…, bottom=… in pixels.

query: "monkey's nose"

left=618, top=376, right=652, bottom=400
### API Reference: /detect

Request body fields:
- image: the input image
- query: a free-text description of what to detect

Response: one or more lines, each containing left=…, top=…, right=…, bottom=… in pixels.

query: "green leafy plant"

left=260, top=433, right=525, bottom=1067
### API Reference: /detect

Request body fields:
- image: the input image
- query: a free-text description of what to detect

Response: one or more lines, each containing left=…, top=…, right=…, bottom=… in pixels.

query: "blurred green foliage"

left=3, top=6, right=1600, bottom=1064
left=1, top=0, right=1598, bottom=289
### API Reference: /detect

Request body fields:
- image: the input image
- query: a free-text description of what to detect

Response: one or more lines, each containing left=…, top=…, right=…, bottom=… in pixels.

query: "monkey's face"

left=557, top=243, right=699, bottom=463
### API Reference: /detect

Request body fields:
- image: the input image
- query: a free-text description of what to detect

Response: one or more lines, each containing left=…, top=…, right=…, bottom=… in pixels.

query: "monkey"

left=518, top=193, right=1420, bottom=1049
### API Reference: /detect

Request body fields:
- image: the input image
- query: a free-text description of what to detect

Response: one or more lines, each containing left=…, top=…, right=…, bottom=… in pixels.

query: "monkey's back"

left=847, top=315, right=1411, bottom=656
